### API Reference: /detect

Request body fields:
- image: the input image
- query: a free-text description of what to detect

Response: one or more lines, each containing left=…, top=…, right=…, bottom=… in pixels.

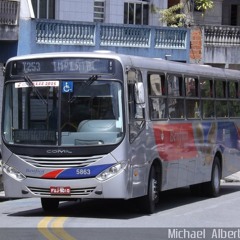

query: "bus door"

left=127, top=69, right=147, bottom=197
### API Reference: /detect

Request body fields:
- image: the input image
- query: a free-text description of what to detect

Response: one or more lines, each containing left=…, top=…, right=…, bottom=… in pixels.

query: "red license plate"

left=50, top=186, right=71, bottom=195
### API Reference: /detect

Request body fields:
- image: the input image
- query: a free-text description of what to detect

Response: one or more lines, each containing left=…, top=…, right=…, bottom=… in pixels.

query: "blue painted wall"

left=17, top=19, right=190, bottom=62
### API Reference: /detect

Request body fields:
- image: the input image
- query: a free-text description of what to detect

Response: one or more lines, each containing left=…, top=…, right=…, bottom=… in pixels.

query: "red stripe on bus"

left=42, top=169, right=64, bottom=179
left=153, top=123, right=198, bottom=161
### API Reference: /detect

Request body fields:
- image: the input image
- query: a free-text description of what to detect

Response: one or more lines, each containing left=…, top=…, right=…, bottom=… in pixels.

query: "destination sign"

left=11, top=58, right=114, bottom=75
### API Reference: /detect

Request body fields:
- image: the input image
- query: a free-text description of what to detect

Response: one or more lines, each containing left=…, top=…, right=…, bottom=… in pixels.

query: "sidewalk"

left=224, top=172, right=240, bottom=182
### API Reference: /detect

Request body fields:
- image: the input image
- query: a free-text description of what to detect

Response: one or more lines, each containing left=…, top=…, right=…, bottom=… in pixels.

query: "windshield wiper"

left=84, top=75, right=99, bottom=86
left=68, top=75, right=100, bottom=103
left=24, top=75, right=47, bottom=105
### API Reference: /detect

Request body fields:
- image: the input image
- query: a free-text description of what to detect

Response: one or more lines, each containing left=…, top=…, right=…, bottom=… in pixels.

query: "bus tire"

left=203, top=157, right=221, bottom=197
left=41, top=198, right=59, bottom=212
left=140, top=165, right=159, bottom=214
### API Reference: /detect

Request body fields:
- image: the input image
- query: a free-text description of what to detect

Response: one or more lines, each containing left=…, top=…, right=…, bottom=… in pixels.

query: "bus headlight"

left=96, top=162, right=127, bottom=181
left=3, top=164, right=26, bottom=181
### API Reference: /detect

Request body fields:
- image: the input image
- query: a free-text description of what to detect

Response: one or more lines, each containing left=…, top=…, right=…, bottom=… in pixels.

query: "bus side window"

left=148, top=73, right=167, bottom=119
left=168, top=75, right=183, bottom=97
left=215, top=79, right=226, bottom=98
left=215, top=79, right=228, bottom=118
left=200, top=78, right=215, bottom=119
left=148, top=74, right=165, bottom=96
left=167, top=75, right=184, bottom=119
left=185, top=77, right=198, bottom=97
left=185, top=77, right=200, bottom=119
left=228, top=81, right=238, bottom=99
left=229, top=81, right=240, bottom=118
left=200, top=78, right=213, bottom=98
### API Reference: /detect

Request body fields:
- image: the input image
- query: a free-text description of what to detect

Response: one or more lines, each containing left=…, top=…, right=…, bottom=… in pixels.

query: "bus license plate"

left=50, top=186, right=71, bottom=195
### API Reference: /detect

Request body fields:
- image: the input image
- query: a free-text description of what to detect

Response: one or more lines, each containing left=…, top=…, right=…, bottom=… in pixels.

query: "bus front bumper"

left=3, top=167, right=130, bottom=200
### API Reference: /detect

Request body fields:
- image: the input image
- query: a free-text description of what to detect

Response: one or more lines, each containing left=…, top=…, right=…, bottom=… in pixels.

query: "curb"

left=223, top=171, right=240, bottom=182
left=224, top=176, right=240, bottom=182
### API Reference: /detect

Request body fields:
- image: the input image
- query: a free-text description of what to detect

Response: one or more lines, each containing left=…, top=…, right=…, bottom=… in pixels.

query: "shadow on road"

left=7, top=183, right=240, bottom=219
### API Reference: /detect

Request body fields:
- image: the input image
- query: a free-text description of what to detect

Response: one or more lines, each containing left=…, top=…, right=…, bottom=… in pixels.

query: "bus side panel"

left=219, top=121, right=240, bottom=178
left=152, top=122, right=201, bottom=190
left=151, top=120, right=240, bottom=191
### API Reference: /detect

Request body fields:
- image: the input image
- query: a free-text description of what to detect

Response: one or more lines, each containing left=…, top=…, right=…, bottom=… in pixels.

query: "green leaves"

left=158, top=0, right=214, bottom=27
left=195, top=0, right=213, bottom=11
left=159, top=3, right=186, bottom=27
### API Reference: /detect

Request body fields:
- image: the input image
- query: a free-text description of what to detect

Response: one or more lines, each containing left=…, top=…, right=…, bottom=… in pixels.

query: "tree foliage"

left=159, top=3, right=186, bottom=27
left=195, top=0, right=213, bottom=11
left=159, top=0, right=214, bottom=27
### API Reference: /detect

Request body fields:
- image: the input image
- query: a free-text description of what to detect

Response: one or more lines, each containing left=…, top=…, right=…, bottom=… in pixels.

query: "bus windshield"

left=3, top=78, right=123, bottom=146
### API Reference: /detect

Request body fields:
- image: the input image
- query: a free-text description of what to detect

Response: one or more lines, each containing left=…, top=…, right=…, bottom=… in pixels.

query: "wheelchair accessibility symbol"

left=62, top=81, right=73, bottom=93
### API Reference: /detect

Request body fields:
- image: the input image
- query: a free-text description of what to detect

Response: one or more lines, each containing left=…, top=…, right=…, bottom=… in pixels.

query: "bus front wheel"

left=41, top=198, right=59, bottom=212
left=140, top=165, right=159, bottom=214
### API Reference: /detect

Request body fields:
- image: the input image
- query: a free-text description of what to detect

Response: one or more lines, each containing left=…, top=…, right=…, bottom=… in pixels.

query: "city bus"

left=2, top=51, right=240, bottom=214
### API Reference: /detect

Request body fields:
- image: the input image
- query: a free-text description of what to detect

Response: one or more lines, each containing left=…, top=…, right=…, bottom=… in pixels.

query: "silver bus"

left=2, top=51, right=240, bottom=214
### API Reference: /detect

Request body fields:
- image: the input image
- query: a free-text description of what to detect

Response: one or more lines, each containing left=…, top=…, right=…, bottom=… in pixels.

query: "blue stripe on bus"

left=55, top=164, right=114, bottom=179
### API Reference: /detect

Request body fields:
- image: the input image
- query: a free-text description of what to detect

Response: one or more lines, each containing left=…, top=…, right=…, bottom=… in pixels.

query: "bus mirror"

left=135, top=82, right=145, bottom=104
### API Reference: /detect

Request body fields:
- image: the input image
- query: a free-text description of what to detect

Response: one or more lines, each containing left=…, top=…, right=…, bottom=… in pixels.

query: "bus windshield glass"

left=3, top=78, right=123, bottom=146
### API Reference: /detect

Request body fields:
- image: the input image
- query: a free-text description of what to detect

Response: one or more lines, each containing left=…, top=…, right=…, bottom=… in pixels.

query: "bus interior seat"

left=77, top=120, right=117, bottom=132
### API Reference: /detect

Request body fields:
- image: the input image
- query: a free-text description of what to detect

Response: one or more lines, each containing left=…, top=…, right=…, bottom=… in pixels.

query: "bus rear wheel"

left=41, top=198, right=59, bottom=212
left=140, top=165, right=159, bottom=214
left=203, top=156, right=221, bottom=197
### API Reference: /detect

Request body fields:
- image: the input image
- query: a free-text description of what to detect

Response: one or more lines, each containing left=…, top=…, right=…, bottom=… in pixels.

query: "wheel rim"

left=151, top=178, right=158, bottom=202
left=213, top=164, right=220, bottom=191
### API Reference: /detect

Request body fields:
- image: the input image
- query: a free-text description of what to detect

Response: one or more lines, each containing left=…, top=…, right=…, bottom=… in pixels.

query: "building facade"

left=183, top=0, right=240, bottom=70
left=31, top=0, right=165, bottom=26
left=0, top=0, right=191, bottom=63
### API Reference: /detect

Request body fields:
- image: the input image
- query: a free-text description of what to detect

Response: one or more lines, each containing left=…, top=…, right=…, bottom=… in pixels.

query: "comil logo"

left=46, top=150, right=73, bottom=154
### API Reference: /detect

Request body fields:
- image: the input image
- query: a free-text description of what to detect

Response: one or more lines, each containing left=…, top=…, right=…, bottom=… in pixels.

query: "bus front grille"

left=17, top=154, right=106, bottom=168
left=27, top=186, right=96, bottom=196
